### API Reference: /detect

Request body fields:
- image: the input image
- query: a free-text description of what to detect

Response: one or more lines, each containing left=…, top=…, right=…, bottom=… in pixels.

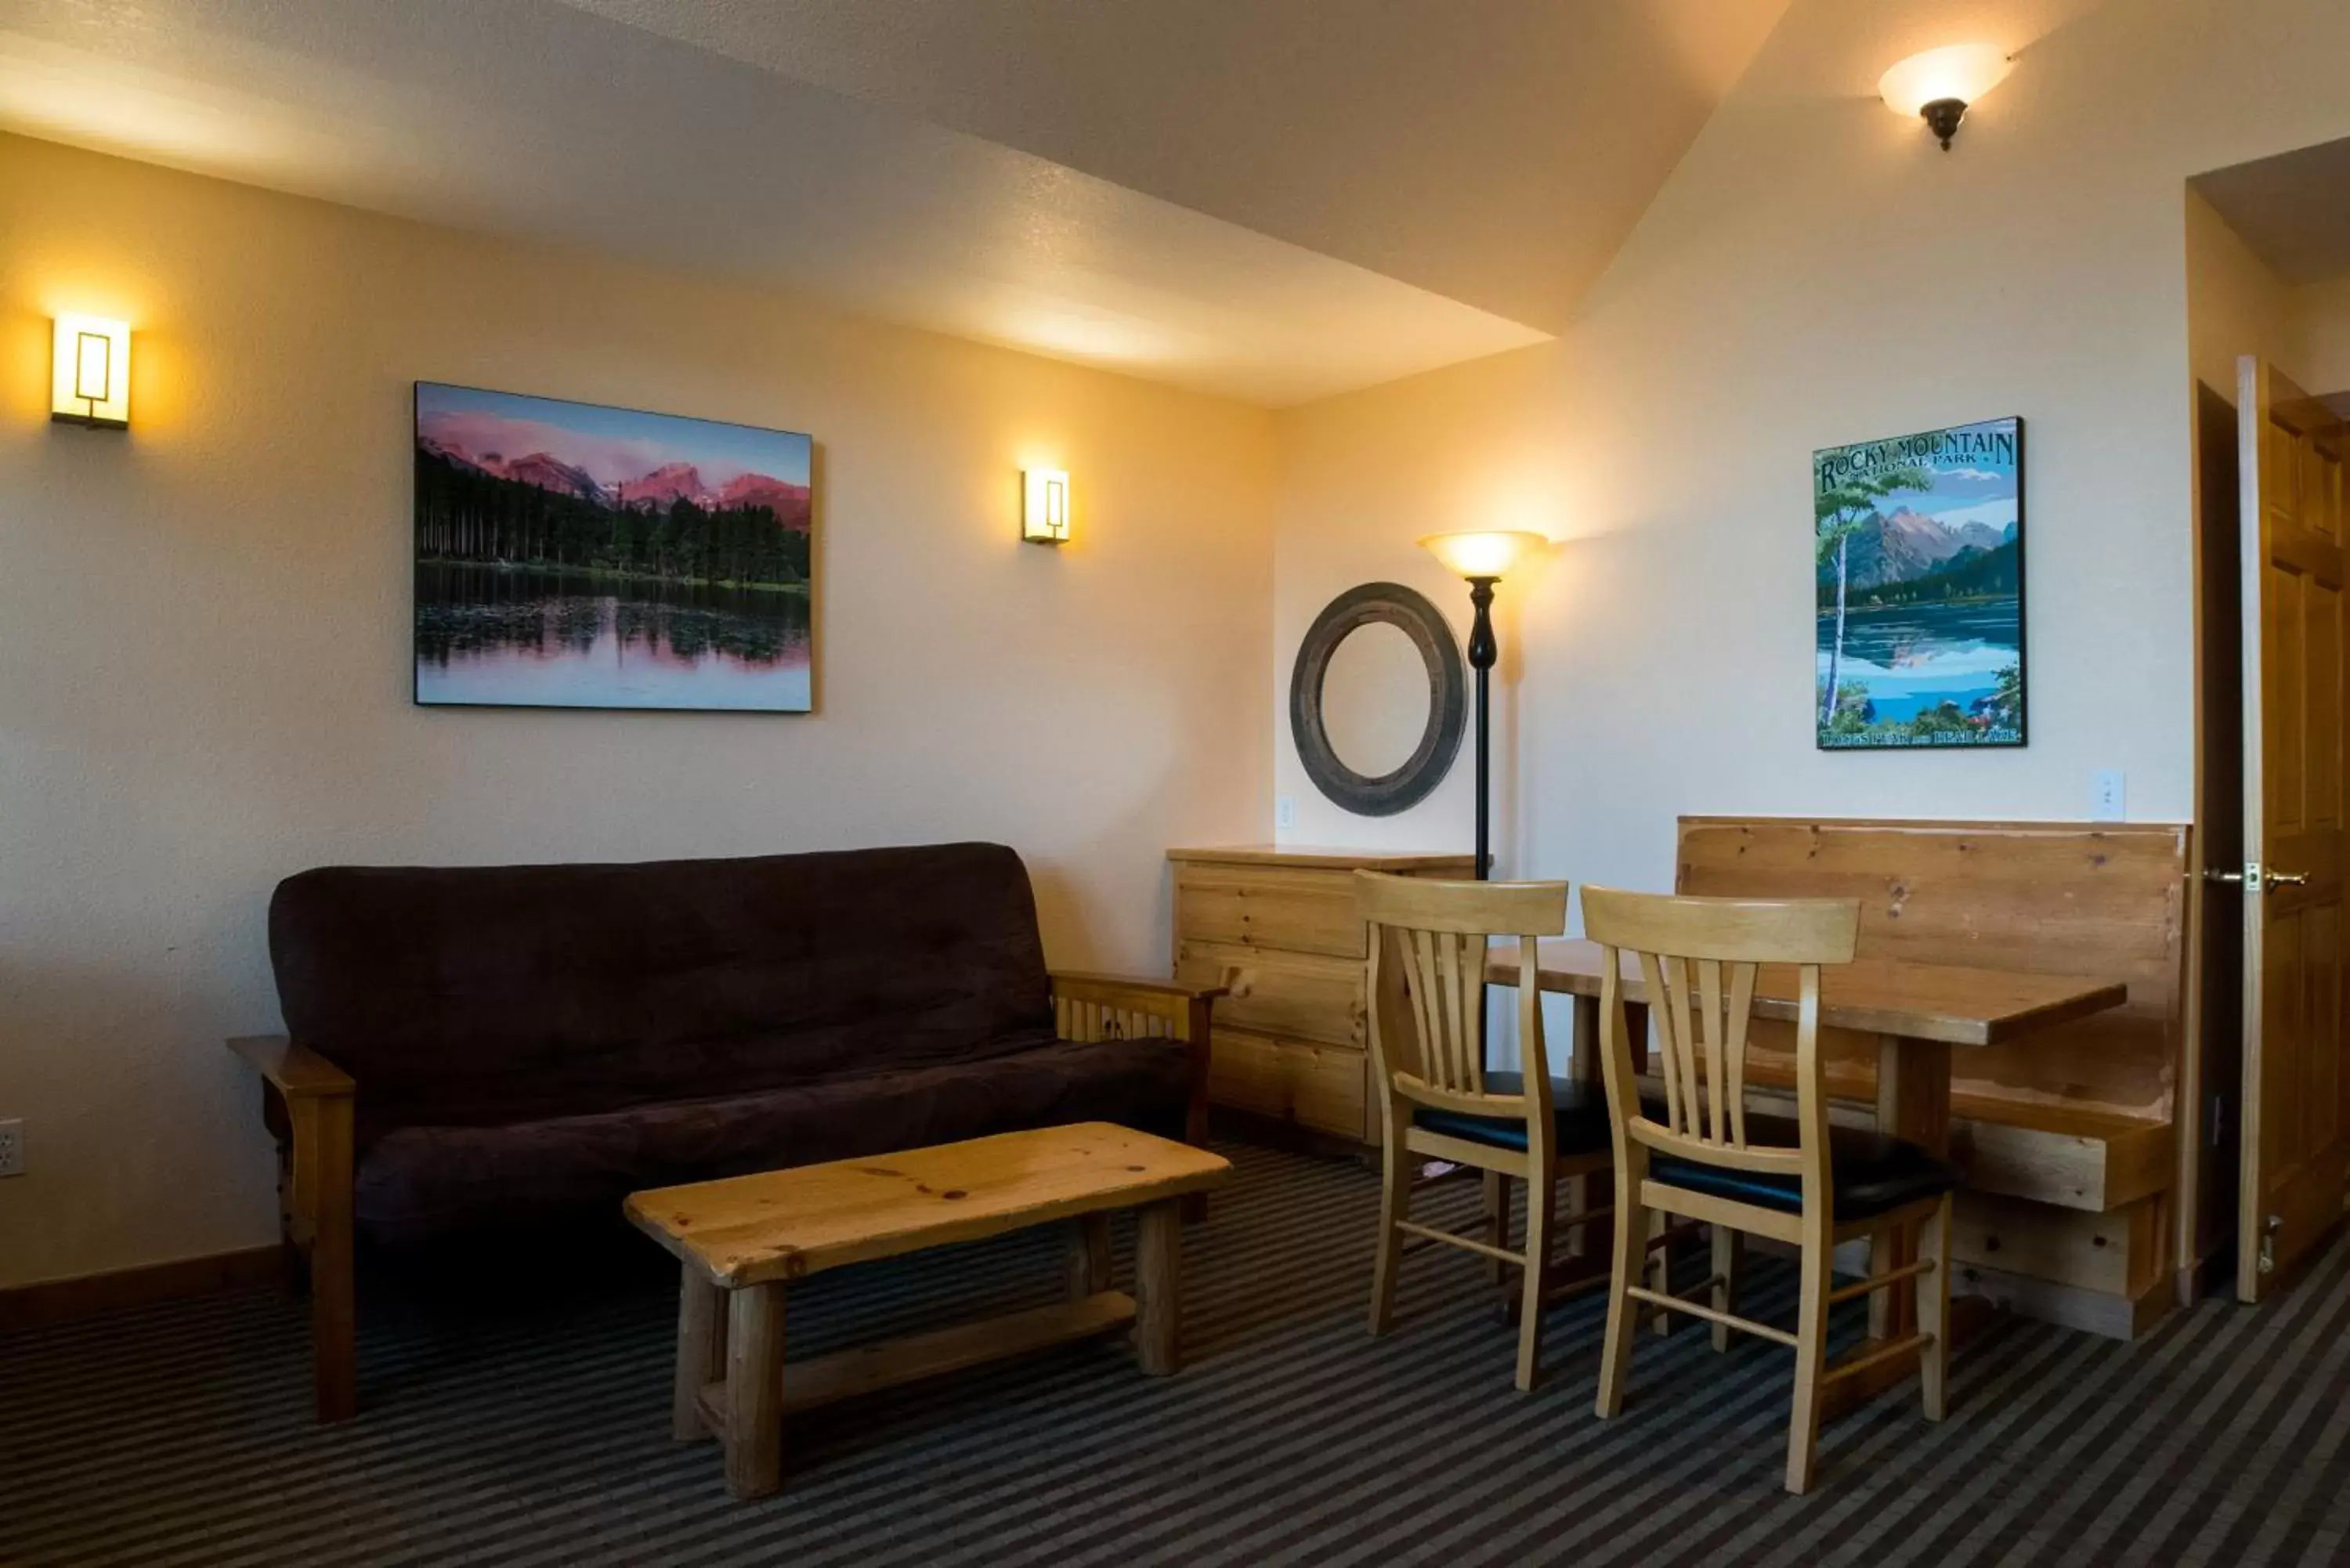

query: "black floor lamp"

left=1418, top=531, right=1549, bottom=881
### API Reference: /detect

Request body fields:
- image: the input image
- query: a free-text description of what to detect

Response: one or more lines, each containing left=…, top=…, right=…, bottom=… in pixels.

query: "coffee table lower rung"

left=698, top=1288, right=1139, bottom=1430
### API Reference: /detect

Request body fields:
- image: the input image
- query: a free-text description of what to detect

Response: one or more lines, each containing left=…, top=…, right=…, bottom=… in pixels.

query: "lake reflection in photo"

left=415, top=565, right=811, bottom=711
left=1819, top=599, right=2019, bottom=722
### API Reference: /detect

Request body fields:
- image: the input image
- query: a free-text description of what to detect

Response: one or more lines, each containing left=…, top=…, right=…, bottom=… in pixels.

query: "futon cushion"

left=1412, top=1071, right=1615, bottom=1158
left=270, top=843, right=1054, bottom=1125
left=1648, top=1113, right=1961, bottom=1223
left=352, top=1035, right=1192, bottom=1247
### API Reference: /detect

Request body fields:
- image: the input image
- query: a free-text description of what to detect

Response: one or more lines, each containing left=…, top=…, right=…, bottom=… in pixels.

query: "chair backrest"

left=1357, top=871, right=1567, bottom=1140
left=1580, top=887, right=1860, bottom=1194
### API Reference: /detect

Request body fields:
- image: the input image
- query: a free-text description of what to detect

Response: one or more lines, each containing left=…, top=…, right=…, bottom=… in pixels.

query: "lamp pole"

left=1466, top=576, right=1498, bottom=881
left=1418, top=530, right=1544, bottom=884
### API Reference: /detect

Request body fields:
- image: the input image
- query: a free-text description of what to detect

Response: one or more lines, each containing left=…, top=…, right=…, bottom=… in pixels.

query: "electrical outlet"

left=2092, top=769, right=2126, bottom=822
left=0, top=1119, right=23, bottom=1178
left=1274, top=795, right=1296, bottom=831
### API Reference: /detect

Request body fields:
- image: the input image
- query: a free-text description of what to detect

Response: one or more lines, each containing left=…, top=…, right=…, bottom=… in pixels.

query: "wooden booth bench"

left=1674, top=817, right=2189, bottom=1339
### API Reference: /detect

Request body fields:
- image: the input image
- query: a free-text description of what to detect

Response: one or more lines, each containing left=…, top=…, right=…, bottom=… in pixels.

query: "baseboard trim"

left=0, top=1245, right=286, bottom=1333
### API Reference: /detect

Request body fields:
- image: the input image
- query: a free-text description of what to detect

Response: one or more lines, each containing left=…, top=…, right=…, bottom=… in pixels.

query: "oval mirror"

left=1320, top=621, right=1427, bottom=779
left=1289, top=583, right=1466, bottom=816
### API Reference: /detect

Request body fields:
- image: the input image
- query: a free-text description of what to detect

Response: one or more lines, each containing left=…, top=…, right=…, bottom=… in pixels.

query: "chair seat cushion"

left=352, top=1035, right=1191, bottom=1248
left=1648, top=1113, right=1961, bottom=1223
left=1412, top=1072, right=1614, bottom=1158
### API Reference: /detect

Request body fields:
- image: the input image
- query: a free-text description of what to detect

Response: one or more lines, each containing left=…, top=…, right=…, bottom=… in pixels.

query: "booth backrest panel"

left=1675, top=818, right=2189, bottom=1124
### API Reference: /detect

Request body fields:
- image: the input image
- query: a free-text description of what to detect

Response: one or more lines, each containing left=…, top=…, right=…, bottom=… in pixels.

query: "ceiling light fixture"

left=1878, top=45, right=2014, bottom=150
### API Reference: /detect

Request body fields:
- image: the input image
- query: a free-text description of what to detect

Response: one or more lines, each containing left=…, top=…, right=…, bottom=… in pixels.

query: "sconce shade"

left=1023, top=468, right=1071, bottom=544
left=1878, top=45, right=2013, bottom=148
left=52, top=314, right=132, bottom=428
left=1418, top=529, right=1547, bottom=580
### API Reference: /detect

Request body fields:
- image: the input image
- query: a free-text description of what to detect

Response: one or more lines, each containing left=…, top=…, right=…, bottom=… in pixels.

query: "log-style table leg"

left=1067, top=1212, right=1114, bottom=1298
left=1871, top=1035, right=1951, bottom=1338
left=1566, top=995, right=1600, bottom=1260
left=724, top=1283, right=786, bottom=1500
left=674, top=1265, right=726, bottom=1441
left=1133, top=1199, right=1184, bottom=1375
left=1819, top=1032, right=1963, bottom=1422
left=1554, top=996, right=1657, bottom=1302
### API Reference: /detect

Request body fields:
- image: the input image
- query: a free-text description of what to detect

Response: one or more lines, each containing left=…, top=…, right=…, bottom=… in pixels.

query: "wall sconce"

left=1023, top=468, right=1071, bottom=544
left=52, top=315, right=132, bottom=429
left=1878, top=45, right=2013, bottom=150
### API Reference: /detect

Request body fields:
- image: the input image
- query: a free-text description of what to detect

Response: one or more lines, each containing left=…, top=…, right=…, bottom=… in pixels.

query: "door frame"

left=2183, top=378, right=2246, bottom=1302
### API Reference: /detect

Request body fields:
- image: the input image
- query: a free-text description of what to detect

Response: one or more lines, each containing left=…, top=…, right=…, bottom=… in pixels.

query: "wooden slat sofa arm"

left=1048, top=970, right=1228, bottom=1004
left=1047, top=972, right=1226, bottom=1151
left=226, top=1033, right=357, bottom=1423
left=228, top=1033, right=356, bottom=1098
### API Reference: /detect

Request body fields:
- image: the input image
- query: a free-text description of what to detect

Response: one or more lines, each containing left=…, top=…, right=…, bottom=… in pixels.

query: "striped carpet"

left=6, top=1141, right=2350, bottom=1567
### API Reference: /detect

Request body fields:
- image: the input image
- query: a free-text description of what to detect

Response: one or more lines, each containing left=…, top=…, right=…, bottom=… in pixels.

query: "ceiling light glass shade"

left=1878, top=45, right=2012, bottom=117
left=1417, top=529, right=1548, bottom=580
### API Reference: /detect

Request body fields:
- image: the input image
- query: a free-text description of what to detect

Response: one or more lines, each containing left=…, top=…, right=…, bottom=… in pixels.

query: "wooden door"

left=2238, top=356, right=2350, bottom=1300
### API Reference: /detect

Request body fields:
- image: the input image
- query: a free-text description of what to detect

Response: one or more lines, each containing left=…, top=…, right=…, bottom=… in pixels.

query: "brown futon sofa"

left=228, top=842, right=1219, bottom=1421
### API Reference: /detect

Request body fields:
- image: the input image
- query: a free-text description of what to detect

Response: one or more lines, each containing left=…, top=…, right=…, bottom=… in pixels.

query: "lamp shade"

left=1878, top=45, right=2012, bottom=117
left=1418, top=529, right=1547, bottom=580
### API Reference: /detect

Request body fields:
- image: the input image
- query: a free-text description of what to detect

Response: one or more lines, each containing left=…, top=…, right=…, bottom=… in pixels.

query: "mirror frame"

left=1289, top=581, right=1467, bottom=817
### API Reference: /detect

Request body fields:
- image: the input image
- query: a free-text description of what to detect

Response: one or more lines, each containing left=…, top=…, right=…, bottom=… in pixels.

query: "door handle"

left=2205, top=863, right=2311, bottom=892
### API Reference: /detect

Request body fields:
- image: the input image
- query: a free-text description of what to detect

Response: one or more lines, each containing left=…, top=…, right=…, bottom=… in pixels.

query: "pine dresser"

left=1167, top=846, right=1477, bottom=1147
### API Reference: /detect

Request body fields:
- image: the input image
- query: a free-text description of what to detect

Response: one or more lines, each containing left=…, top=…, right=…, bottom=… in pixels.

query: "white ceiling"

left=0, top=0, right=1789, bottom=406
left=552, top=0, right=1791, bottom=337
left=2194, top=135, right=2350, bottom=287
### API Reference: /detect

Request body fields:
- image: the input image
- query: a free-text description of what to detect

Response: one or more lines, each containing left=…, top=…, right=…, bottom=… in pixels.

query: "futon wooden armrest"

left=1048, top=973, right=1224, bottom=1154
left=226, top=1034, right=356, bottom=1098
left=226, top=1033, right=358, bottom=1423
left=1049, top=970, right=1229, bottom=1004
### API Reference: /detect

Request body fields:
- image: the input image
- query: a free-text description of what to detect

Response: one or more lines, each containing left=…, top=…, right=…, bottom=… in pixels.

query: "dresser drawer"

left=1175, top=866, right=1366, bottom=959
left=1209, top=1028, right=1367, bottom=1140
left=1177, top=940, right=1364, bottom=1046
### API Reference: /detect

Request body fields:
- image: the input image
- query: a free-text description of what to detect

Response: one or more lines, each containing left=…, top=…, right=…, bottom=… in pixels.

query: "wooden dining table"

left=1485, top=938, right=2130, bottom=1410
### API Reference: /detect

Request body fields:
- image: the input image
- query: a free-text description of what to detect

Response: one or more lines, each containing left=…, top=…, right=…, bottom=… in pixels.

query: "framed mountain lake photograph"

left=413, top=382, right=813, bottom=712
left=1815, top=416, right=2024, bottom=750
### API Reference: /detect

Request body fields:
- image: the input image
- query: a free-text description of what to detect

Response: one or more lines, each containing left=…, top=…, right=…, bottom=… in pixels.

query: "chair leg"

left=1368, top=1133, right=1412, bottom=1335
left=1711, top=1224, right=1744, bottom=1354
left=1596, top=1196, right=1643, bottom=1418
left=1919, top=1193, right=1954, bottom=1422
left=1514, top=1174, right=1554, bottom=1392
left=1785, top=1227, right=1832, bottom=1494
left=1647, top=1209, right=1676, bottom=1337
left=1484, top=1171, right=1513, bottom=1286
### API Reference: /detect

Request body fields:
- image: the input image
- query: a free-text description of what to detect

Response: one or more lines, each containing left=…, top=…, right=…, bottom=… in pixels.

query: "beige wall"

left=2291, top=276, right=2350, bottom=396
left=0, top=134, right=1274, bottom=1287
left=1272, top=0, right=2350, bottom=909
left=2186, top=187, right=2350, bottom=401
left=2186, top=189, right=2303, bottom=398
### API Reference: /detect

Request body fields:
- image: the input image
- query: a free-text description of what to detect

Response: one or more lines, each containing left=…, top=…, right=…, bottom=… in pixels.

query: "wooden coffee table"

left=625, top=1122, right=1232, bottom=1498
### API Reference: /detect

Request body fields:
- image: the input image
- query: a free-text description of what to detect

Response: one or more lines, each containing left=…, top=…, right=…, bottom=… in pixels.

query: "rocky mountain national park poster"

left=1815, top=416, right=2024, bottom=749
left=414, top=383, right=813, bottom=711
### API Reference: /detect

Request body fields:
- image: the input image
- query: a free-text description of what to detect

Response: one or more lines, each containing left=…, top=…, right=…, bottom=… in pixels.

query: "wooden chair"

left=1582, top=887, right=1960, bottom=1494
left=1358, top=870, right=1614, bottom=1391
